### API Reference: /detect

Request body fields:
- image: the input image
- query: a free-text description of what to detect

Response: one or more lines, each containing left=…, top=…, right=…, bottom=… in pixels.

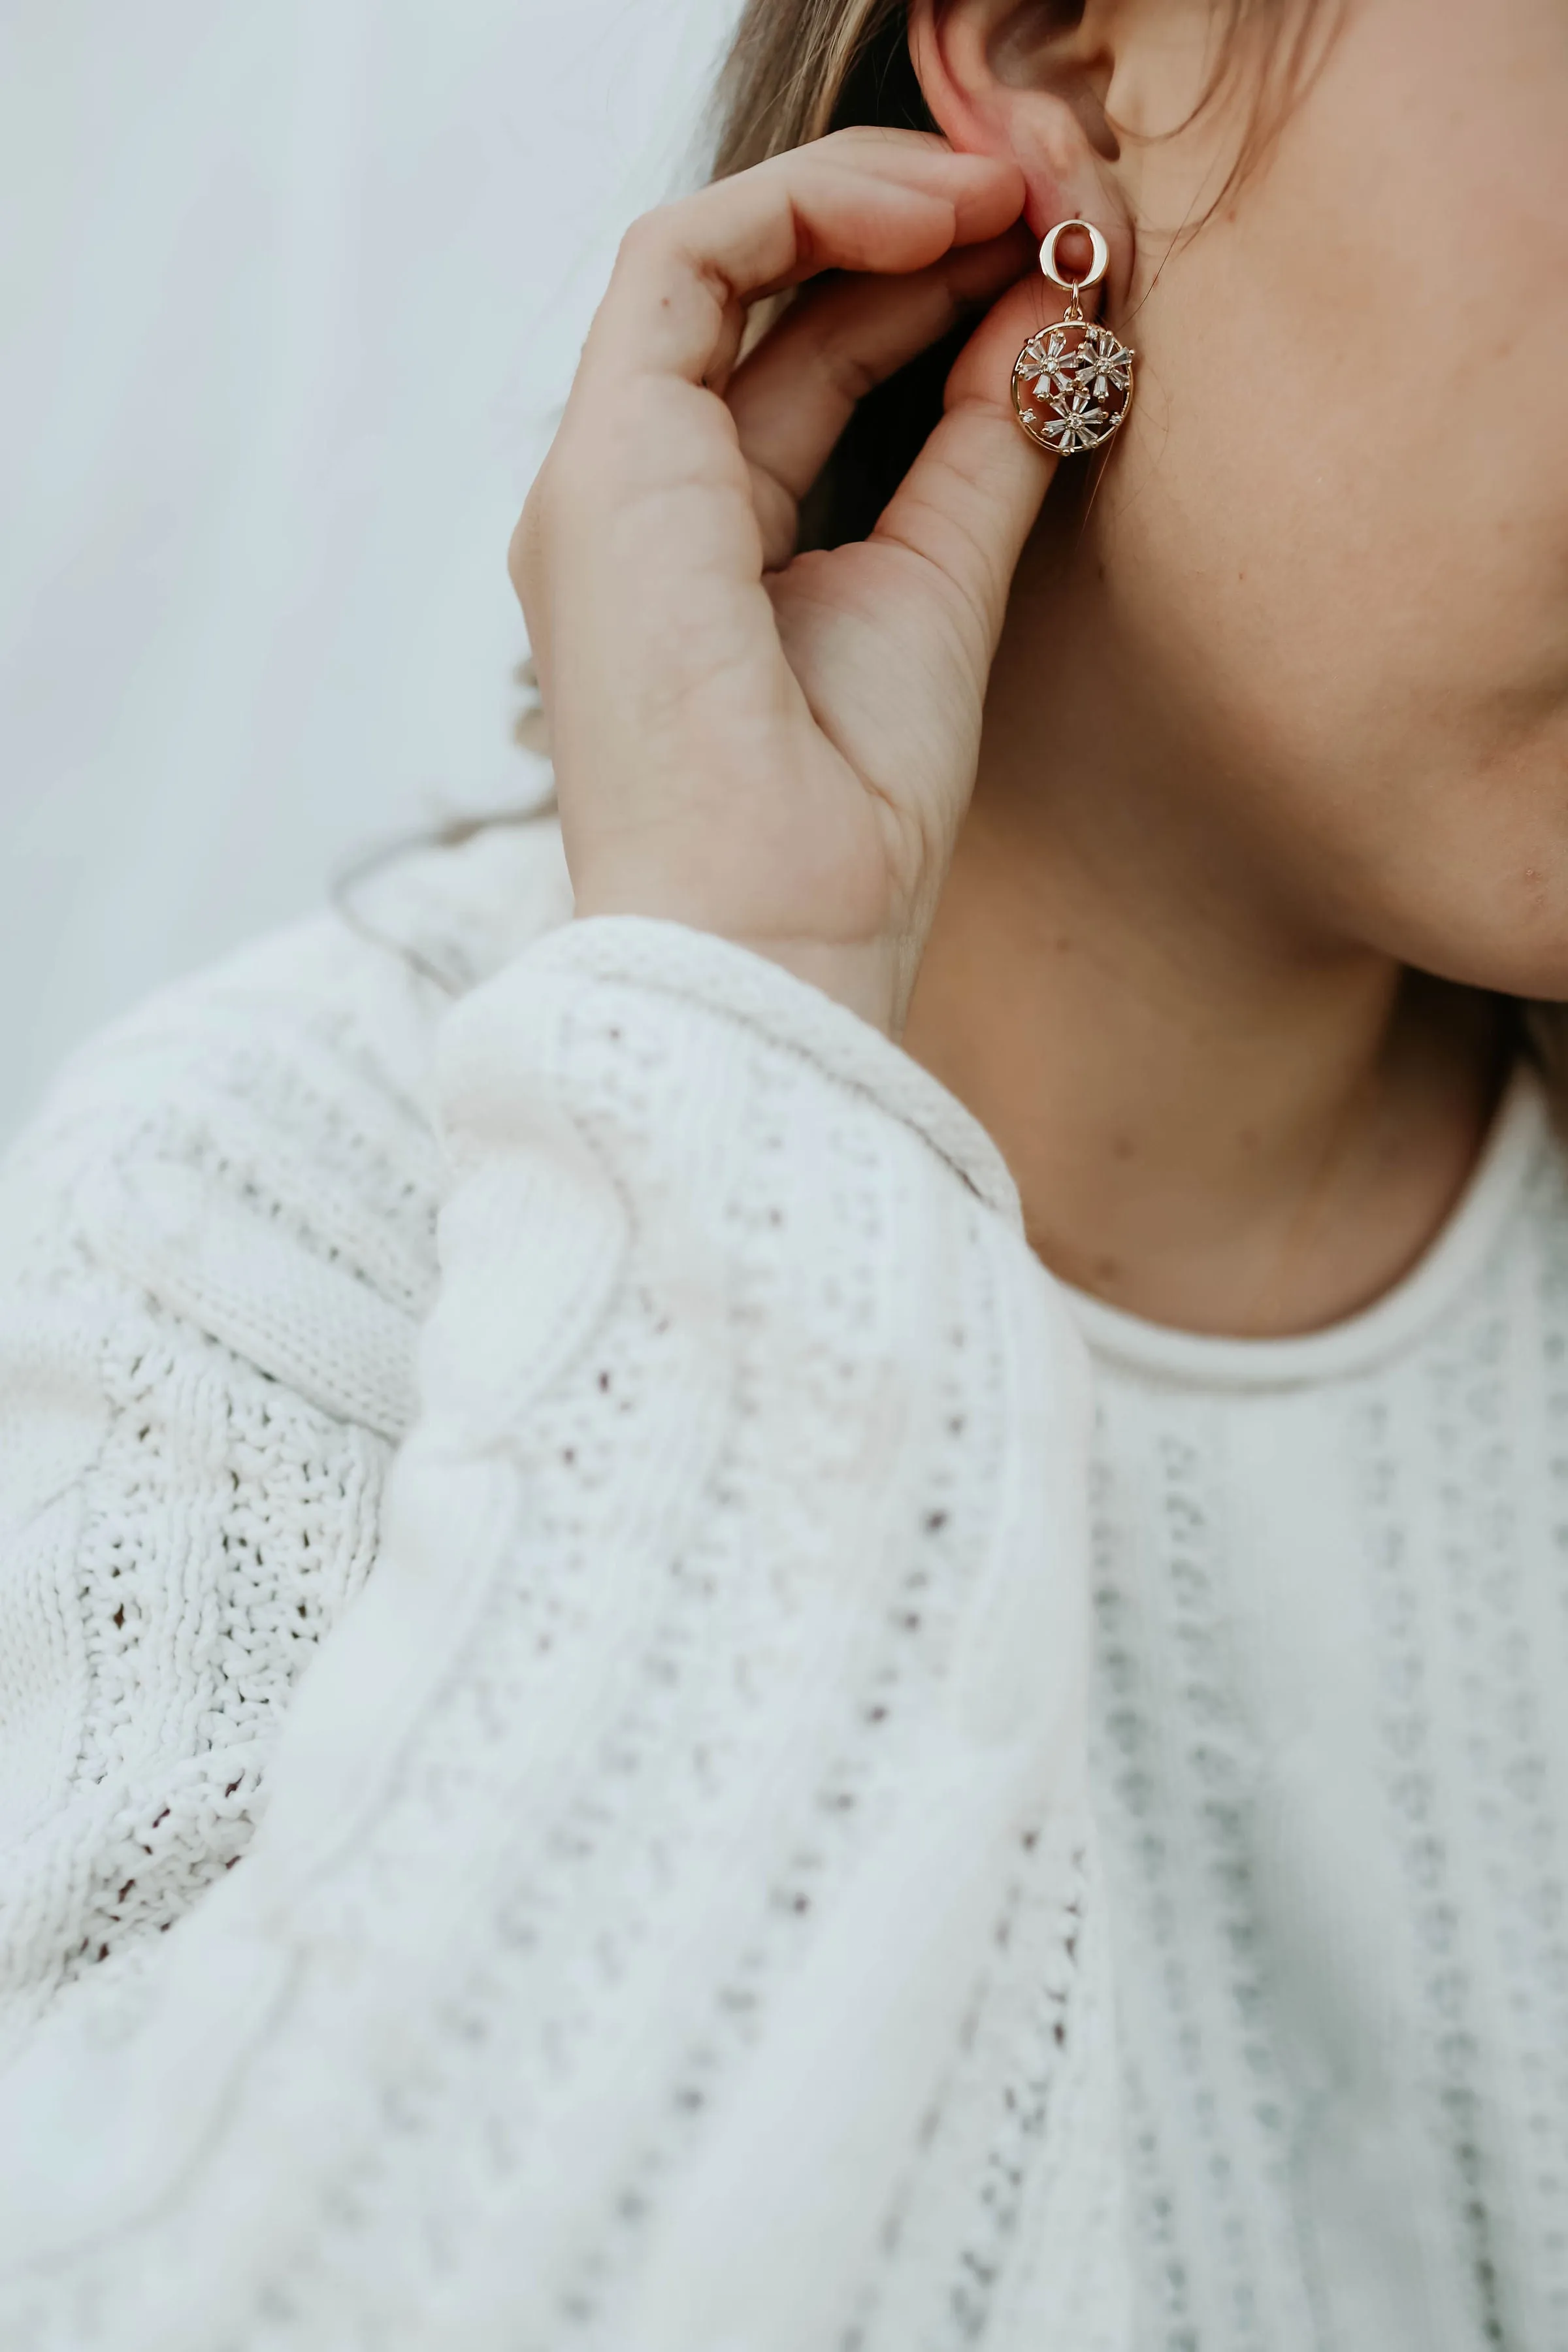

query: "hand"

left=510, top=128, right=1064, bottom=1035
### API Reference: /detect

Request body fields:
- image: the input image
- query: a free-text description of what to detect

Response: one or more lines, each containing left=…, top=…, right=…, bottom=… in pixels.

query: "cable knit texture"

left=0, top=815, right=1563, bottom=2350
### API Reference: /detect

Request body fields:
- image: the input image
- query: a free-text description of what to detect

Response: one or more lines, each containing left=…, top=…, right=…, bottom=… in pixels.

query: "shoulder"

left=0, top=813, right=576, bottom=1445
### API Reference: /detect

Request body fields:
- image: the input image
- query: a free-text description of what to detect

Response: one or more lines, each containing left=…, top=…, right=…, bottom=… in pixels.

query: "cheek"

left=1094, top=373, right=1568, bottom=992
left=1086, top=5, right=1568, bottom=988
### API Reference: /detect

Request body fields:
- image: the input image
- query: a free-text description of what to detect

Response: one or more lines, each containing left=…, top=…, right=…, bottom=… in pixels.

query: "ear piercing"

left=1011, top=220, right=1135, bottom=457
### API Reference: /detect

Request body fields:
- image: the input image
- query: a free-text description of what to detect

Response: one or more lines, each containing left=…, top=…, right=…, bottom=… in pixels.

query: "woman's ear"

left=908, top=0, right=1135, bottom=299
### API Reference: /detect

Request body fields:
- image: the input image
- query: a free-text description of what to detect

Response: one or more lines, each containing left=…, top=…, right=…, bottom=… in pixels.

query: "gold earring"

left=1011, top=220, right=1134, bottom=457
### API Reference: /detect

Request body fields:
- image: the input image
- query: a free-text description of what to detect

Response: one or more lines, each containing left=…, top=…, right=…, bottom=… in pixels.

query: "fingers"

left=727, top=226, right=1035, bottom=570
left=580, top=129, right=1024, bottom=394
left=870, top=273, right=1068, bottom=662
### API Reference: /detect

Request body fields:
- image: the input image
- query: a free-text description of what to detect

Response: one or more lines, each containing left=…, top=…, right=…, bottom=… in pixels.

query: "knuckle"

left=506, top=512, right=528, bottom=598
left=804, top=314, right=878, bottom=406
left=508, top=476, right=549, bottom=605
left=506, top=520, right=532, bottom=609
left=819, top=123, right=943, bottom=161
left=616, top=203, right=678, bottom=268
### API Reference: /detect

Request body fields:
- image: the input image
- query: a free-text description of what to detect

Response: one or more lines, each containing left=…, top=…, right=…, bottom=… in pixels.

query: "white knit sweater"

left=0, top=815, right=1562, bottom=2351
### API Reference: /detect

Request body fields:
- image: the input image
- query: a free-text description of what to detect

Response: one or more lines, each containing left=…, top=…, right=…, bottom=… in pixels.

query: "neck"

left=902, top=625, right=1505, bottom=1341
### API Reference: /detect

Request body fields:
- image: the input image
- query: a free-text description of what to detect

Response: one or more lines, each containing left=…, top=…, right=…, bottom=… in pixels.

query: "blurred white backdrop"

left=0, top=0, right=740, bottom=1135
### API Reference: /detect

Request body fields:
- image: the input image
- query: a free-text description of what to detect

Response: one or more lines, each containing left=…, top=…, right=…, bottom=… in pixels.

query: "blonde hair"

left=712, top=0, right=900, bottom=168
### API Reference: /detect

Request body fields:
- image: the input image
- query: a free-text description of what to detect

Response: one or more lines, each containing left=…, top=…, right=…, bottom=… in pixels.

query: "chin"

left=1391, top=889, right=1568, bottom=1009
left=1356, top=746, right=1568, bottom=1003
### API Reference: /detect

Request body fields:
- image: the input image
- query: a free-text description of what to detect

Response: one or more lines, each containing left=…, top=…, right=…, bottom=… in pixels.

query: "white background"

left=0, top=0, right=740, bottom=1135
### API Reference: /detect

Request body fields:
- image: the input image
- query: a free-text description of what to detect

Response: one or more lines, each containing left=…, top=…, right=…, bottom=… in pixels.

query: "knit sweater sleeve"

left=0, top=916, right=1126, bottom=2352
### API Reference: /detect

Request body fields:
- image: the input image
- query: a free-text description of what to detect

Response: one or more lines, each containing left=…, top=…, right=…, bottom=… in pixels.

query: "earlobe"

left=907, top=0, right=1133, bottom=297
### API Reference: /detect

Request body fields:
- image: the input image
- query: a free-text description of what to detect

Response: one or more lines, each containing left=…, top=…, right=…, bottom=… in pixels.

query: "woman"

left=0, top=0, right=1563, bottom=2340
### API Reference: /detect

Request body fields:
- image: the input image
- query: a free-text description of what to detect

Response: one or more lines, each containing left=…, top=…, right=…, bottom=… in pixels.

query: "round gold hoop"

left=1039, top=219, right=1109, bottom=293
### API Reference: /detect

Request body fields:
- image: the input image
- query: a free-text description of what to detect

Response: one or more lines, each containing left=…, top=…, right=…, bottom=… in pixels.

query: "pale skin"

left=512, top=0, right=1568, bottom=1338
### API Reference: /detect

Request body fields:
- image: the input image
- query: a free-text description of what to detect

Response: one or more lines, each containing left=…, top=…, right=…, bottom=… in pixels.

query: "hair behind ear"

left=828, top=4, right=936, bottom=139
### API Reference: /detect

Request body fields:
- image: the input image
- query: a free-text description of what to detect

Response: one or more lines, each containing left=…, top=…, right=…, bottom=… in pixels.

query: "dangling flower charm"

left=1025, top=326, right=1081, bottom=407
left=1036, top=391, right=1109, bottom=454
left=1011, top=221, right=1135, bottom=458
left=1073, top=323, right=1134, bottom=408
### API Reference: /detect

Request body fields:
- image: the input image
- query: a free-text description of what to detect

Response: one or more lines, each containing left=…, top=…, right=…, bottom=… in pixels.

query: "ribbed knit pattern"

left=0, top=815, right=1560, bottom=2350
left=1077, top=1100, right=1568, bottom=2352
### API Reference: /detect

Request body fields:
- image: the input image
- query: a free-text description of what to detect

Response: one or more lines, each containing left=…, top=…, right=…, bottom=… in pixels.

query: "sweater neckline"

left=1058, top=1060, right=1550, bottom=1390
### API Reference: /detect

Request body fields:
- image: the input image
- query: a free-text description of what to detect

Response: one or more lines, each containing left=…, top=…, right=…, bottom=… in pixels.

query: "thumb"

left=868, top=272, right=1072, bottom=659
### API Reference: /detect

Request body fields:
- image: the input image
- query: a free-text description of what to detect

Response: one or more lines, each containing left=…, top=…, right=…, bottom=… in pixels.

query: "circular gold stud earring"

left=1011, top=220, right=1135, bottom=456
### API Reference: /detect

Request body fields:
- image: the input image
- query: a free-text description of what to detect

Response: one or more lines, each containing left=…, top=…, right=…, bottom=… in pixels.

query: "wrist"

left=568, top=902, right=909, bottom=1039
left=735, top=936, right=909, bottom=1039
